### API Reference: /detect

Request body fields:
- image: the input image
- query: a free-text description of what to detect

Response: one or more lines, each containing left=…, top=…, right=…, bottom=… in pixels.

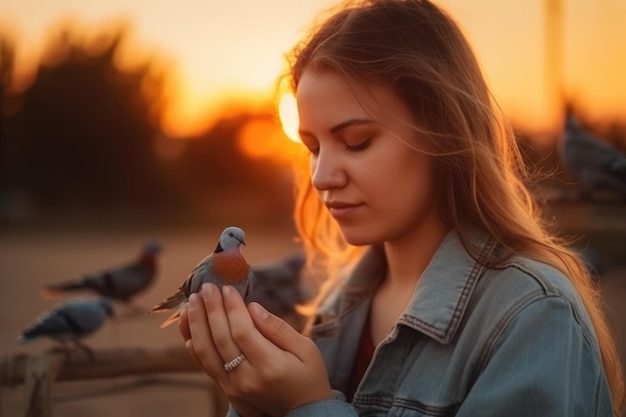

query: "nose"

left=311, top=148, right=348, bottom=191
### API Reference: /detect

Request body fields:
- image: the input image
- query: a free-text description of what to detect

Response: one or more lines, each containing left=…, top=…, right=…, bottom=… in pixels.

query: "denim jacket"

left=229, top=230, right=615, bottom=416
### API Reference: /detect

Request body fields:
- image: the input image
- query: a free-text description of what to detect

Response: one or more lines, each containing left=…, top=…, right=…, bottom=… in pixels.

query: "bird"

left=150, top=226, right=254, bottom=328
left=560, top=115, right=626, bottom=198
left=247, top=252, right=307, bottom=317
left=41, top=239, right=163, bottom=311
left=17, top=297, right=114, bottom=357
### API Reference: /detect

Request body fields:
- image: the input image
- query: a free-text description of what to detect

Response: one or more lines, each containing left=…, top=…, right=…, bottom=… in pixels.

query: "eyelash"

left=305, top=138, right=371, bottom=156
left=346, top=138, right=371, bottom=152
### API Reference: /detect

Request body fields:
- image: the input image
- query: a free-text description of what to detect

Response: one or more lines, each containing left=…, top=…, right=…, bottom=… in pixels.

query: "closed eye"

left=346, top=138, right=371, bottom=152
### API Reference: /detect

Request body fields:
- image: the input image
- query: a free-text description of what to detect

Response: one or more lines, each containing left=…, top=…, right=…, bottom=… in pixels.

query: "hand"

left=180, top=283, right=334, bottom=417
left=180, top=303, right=263, bottom=417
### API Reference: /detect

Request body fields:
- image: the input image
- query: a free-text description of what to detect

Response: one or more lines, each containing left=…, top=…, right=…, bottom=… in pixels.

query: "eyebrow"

left=299, top=118, right=374, bottom=138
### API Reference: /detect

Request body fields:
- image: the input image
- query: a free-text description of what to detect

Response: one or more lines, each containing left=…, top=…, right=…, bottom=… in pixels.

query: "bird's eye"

left=229, top=232, right=234, bottom=237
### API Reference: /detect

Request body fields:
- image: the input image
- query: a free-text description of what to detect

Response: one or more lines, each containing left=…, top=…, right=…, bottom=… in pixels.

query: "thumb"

left=248, top=302, right=317, bottom=361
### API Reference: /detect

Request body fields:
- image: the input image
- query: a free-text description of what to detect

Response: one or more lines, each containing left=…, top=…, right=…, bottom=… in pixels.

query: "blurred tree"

left=4, top=23, right=298, bottom=227
left=0, top=34, right=15, bottom=211
left=0, top=34, right=12, bottom=137
left=15, top=24, right=168, bottom=208
left=158, top=109, right=296, bottom=225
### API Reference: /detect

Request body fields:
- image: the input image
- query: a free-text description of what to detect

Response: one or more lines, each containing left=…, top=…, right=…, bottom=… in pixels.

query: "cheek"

left=385, top=156, right=435, bottom=211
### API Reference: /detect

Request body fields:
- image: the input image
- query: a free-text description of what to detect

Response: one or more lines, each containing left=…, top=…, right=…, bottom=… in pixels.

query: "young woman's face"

left=296, top=69, right=440, bottom=246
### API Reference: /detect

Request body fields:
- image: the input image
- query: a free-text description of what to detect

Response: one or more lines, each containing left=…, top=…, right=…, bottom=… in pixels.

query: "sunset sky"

left=1, top=0, right=625, bottom=138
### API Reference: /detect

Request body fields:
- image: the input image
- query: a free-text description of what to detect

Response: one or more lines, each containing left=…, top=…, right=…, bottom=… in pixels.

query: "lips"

left=324, top=201, right=363, bottom=220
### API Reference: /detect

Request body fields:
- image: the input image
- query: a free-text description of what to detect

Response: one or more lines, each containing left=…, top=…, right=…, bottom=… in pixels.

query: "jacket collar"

left=398, top=229, right=497, bottom=344
left=334, top=229, right=497, bottom=345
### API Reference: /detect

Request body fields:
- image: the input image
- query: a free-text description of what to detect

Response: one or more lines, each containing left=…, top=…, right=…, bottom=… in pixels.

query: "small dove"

left=561, top=115, right=626, bottom=197
left=150, top=226, right=254, bottom=328
left=42, top=240, right=163, bottom=311
left=17, top=298, right=113, bottom=355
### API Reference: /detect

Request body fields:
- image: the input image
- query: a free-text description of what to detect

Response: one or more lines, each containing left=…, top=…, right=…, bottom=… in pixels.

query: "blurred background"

left=1, top=0, right=626, bottom=416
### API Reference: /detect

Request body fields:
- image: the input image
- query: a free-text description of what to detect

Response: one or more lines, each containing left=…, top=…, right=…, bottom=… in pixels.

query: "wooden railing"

left=0, top=345, right=227, bottom=417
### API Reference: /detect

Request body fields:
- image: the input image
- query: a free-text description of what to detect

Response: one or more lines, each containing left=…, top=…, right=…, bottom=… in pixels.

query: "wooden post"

left=22, top=352, right=63, bottom=417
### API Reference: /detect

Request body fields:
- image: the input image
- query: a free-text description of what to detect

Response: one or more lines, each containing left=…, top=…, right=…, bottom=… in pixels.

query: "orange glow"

left=3, top=1, right=626, bottom=142
left=161, top=99, right=216, bottom=138
left=278, top=93, right=301, bottom=143
left=238, top=116, right=304, bottom=163
left=161, top=88, right=275, bottom=138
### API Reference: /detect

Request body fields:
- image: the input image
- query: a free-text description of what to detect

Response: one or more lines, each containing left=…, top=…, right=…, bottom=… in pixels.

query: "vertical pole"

left=545, top=0, right=565, bottom=119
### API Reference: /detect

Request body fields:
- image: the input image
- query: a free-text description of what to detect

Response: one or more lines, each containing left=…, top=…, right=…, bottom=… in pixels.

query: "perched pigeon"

left=42, top=240, right=163, bottom=311
left=151, top=226, right=254, bottom=328
left=17, top=298, right=113, bottom=355
left=247, top=252, right=307, bottom=317
left=561, top=115, right=626, bottom=197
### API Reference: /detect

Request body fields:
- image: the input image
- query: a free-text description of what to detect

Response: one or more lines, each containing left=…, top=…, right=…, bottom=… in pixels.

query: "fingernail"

left=201, top=283, right=214, bottom=300
left=189, top=293, right=198, bottom=308
left=252, top=302, right=269, bottom=320
left=222, top=285, right=232, bottom=297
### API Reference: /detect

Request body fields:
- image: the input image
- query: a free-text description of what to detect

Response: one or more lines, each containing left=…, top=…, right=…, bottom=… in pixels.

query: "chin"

left=338, top=227, right=379, bottom=247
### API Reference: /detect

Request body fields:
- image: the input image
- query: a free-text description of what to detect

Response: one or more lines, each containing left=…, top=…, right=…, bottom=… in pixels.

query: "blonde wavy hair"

left=284, top=0, right=624, bottom=412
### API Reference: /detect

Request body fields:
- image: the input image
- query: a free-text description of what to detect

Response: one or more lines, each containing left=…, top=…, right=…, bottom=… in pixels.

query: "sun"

left=278, top=93, right=301, bottom=143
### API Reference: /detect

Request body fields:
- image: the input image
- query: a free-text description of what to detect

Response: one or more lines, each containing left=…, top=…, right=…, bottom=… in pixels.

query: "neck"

left=382, top=220, right=449, bottom=289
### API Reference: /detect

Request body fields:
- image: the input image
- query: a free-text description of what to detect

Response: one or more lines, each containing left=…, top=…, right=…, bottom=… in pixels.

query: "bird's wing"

left=19, top=301, right=103, bottom=343
left=103, top=262, right=154, bottom=300
left=43, top=264, right=126, bottom=297
left=150, top=256, right=212, bottom=314
left=150, top=287, right=185, bottom=312
left=183, top=256, right=213, bottom=297
left=62, top=301, right=109, bottom=332
left=159, top=310, right=183, bottom=328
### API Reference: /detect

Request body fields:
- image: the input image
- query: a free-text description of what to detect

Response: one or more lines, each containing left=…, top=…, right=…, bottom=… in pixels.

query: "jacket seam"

left=474, top=291, right=546, bottom=376
left=495, top=262, right=593, bottom=341
left=355, top=395, right=461, bottom=416
left=474, top=292, right=593, bottom=380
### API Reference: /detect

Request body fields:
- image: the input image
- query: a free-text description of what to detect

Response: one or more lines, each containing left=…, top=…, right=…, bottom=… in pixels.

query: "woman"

left=180, top=0, right=625, bottom=415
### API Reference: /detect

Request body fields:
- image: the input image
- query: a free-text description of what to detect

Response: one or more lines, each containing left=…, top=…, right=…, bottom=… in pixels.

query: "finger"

left=186, top=291, right=226, bottom=375
left=179, top=305, right=191, bottom=341
left=185, top=338, right=202, bottom=365
left=221, top=285, right=280, bottom=364
left=249, top=302, right=318, bottom=362
left=199, top=283, right=245, bottom=367
left=179, top=307, right=202, bottom=365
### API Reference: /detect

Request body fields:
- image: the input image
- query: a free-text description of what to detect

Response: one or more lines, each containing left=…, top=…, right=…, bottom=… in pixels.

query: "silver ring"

left=224, top=353, right=246, bottom=372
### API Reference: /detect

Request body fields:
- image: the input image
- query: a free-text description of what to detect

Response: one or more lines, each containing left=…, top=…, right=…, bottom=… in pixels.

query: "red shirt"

left=346, top=313, right=376, bottom=402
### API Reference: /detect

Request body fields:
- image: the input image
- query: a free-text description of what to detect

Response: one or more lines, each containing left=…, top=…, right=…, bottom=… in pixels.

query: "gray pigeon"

left=150, top=226, right=253, bottom=328
left=561, top=115, right=626, bottom=197
left=42, top=240, right=163, bottom=311
left=17, top=298, right=113, bottom=355
left=247, top=252, right=307, bottom=317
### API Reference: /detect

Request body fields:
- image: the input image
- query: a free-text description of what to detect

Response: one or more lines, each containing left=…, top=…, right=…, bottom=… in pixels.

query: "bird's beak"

left=241, top=239, right=247, bottom=246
